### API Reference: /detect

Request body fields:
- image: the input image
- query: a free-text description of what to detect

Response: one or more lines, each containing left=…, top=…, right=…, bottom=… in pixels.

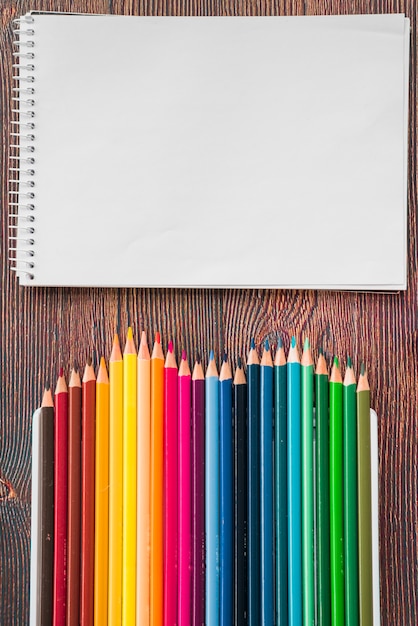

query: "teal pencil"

left=301, top=338, right=314, bottom=626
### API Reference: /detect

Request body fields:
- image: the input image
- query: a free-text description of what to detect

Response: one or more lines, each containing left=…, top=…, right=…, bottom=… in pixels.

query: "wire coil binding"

left=10, top=14, right=35, bottom=280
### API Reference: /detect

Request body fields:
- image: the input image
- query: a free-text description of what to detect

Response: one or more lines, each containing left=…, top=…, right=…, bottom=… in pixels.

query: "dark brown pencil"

left=80, top=360, right=96, bottom=626
left=40, top=387, right=55, bottom=626
left=67, top=367, right=82, bottom=626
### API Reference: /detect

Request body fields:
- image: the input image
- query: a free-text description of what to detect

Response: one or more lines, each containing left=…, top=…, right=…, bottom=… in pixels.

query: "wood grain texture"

left=0, top=0, right=417, bottom=623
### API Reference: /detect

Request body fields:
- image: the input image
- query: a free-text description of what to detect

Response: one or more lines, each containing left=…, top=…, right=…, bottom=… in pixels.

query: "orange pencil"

left=150, top=332, right=165, bottom=626
left=94, top=357, right=110, bottom=626
left=81, top=359, right=96, bottom=626
left=137, top=331, right=151, bottom=625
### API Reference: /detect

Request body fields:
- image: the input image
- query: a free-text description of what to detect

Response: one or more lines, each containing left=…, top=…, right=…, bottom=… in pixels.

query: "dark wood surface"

left=1, top=1, right=417, bottom=624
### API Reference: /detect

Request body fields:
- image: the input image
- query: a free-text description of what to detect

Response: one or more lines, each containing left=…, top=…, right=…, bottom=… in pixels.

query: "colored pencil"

left=150, top=332, right=164, bottom=626
left=137, top=331, right=151, bottom=626
left=178, top=351, right=192, bottom=626
left=164, top=341, right=178, bottom=625
left=330, top=356, right=344, bottom=625
left=370, top=410, right=381, bottom=626
left=53, top=369, right=68, bottom=626
left=274, top=337, right=287, bottom=626
left=94, top=357, right=110, bottom=626
left=108, top=334, right=123, bottom=626
left=301, top=338, right=314, bottom=626
left=122, top=327, right=137, bottom=626
left=343, top=357, right=359, bottom=626
left=205, top=350, right=220, bottom=626
left=30, top=406, right=41, bottom=626
left=67, top=367, right=82, bottom=626
left=247, top=338, right=260, bottom=626
left=287, top=336, right=302, bottom=626
left=357, top=364, right=373, bottom=626
left=81, top=359, right=96, bottom=626
left=260, top=340, right=274, bottom=626
left=233, top=358, right=247, bottom=626
left=220, top=353, right=233, bottom=626
left=192, top=356, right=205, bottom=626
left=315, top=350, right=330, bottom=626
left=40, top=388, right=55, bottom=626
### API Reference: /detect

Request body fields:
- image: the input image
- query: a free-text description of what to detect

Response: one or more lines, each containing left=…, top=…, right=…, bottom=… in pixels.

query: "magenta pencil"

left=192, top=357, right=205, bottom=626
left=178, top=351, right=192, bottom=626
left=164, top=341, right=178, bottom=625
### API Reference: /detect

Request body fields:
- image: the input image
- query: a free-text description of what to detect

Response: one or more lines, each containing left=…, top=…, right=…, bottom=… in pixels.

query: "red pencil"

left=67, top=367, right=82, bottom=626
left=53, top=369, right=68, bottom=626
left=80, top=359, right=96, bottom=625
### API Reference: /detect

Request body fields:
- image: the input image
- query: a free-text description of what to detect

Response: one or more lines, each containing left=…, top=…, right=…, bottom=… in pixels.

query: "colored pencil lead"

left=87, top=356, right=92, bottom=367
left=334, top=355, right=339, bottom=368
left=155, top=331, right=161, bottom=344
left=59, top=366, right=64, bottom=377
left=347, top=355, right=352, bottom=368
left=168, top=340, right=174, bottom=353
left=209, top=349, right=214, bottom=361
left=182, top=350, right=187, bottom=361
left=277, top=335, right=283, bottom=348
left=318, top=346, right=323, bottom=355
left=196, top=353, right=201, bottom=364
left=250, top=338, right=255, bottom=350
left=360, top=362, right=366, bottom=376
left=237, top=357, right=242, bottom=369
left=291, top=336, right=296, bottom=348
left=223, top=352, right=228, bottom=363
left=127, top=326, right=133, bottom=341
left=265, top=339, right=270, bottom=351
left=303, top=337, right=310, bottom=350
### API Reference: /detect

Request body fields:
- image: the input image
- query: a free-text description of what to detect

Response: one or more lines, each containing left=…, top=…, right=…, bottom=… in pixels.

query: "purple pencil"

left=192, top=357, right=205, bottom=625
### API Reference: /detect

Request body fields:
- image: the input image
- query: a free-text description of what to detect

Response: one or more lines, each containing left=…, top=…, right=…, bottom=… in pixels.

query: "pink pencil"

left=164, top=341, right=178, bottom=625
left=178, top=351, right=192, bottom=625
left=53, top=369, right=68, bottom=626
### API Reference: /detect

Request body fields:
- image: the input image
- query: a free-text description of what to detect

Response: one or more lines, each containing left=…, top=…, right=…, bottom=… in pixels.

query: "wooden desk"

left=0, top=1, right=416, bottom=624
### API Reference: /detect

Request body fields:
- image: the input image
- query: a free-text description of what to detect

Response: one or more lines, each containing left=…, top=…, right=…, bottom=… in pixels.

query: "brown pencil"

left=67, top=367, right=82, bottom=626
left=40, top=387, right=55, bottom=626
left=80, top=359, right=96, bottom=626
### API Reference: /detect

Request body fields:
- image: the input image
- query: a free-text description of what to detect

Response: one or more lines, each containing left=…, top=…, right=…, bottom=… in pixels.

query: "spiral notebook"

left=10, top=13, right=409, bottom=289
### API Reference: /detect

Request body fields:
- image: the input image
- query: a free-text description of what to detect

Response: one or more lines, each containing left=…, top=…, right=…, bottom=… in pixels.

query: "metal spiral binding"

left=9, top=14, right=35, bottom=280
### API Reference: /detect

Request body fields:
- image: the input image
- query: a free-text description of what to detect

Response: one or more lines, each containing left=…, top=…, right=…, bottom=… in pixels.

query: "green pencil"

left=357, top=364, right=373, bottom=626
left=301, top=338, right=314, bottom=626
left=315, top=350, right=330, bottom=626
left=343, top=358, right=359, bottom=626
left=330, top=356, right=344, bottom=625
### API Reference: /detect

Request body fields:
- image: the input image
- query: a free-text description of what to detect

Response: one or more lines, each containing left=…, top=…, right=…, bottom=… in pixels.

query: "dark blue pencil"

left=274, top=337, right=288, bottom=626
left=220, top=354, right=233, bottom=626
left=247, top=338, right=261, bottom=626
left=260, top=340, right=274, bottom=626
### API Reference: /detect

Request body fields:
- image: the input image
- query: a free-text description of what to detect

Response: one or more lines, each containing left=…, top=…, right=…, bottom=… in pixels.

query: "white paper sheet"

left=16, top=14, right=410, bottom=288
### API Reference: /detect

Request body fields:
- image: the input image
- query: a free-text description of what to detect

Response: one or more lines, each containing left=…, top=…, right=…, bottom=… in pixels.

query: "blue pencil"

left=205, top=351, right=220, bottom=626
left=288, top=336, right=302, bottom=626
left=219, top=354, right=233, bottom=626
left=247, top=338, right=261, bottom=626
left=260, top=340, right=274, bottom=626
left=274, top=336, right=288, bottom=626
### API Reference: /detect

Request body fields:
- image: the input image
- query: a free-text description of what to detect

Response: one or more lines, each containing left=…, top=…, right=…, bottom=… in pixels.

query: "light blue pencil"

left=205, top=351, right=220, bottom=626
left=288, top=336, right=302, bottom=626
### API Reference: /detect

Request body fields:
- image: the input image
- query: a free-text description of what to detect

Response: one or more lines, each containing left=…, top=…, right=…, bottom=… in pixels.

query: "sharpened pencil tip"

left=73, top=361, right=78, bottom=373
left=237, top=356, right=242, bottom=369
left=59, top=366, right=63, bottom=377
left=264, top=339, right=270, bottom=351
left=182, top=349, right=187, bottom=361
left=318, top=346, right=323, bottom=355
left=87, top=356, right=92, bottom=367
left=277, top=335, right=283, bottom=348
left=291, top=336, right=296, bottom=348
left=209, top=349, right=214, bottom=361
left=127, top=326, right=133, bottom=340
left=45, top=382, right=50, bottom=391
left=360, top=361, right=365, bottom=375
left=303, top=337, right=310, bottom=350
left=347, top=355, right=352, bottom=368
left=196, top=353, right=201, bottom=364
left=223, top=352, right=228, bottom=362
left=155, top=331, right=161, bottom=344
left=250, top=338, right=255, bottom=350
left=333, top=355, right=339, bottom=367
left=168, top=340, right=173, bottom=353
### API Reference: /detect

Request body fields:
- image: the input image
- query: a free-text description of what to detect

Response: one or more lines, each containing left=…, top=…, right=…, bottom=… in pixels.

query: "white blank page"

left=18, top=14, right=409, bottom=288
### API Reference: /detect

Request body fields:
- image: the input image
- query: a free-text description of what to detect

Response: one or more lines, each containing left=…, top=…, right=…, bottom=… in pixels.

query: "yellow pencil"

left=94, top=357, right=109, bottom=626
left=108, top=335, right=123, bottom=626
left=137, top=331, right=151, bottom=626
left=150, top=332, right=165, bottom=626
left=123, top=327, right=137, bottom=626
